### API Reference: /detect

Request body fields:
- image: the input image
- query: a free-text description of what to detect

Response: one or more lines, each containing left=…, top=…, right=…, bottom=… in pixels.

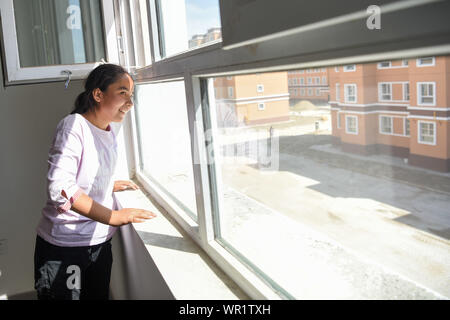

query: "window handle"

left=61, top=70, right=72, bottom=89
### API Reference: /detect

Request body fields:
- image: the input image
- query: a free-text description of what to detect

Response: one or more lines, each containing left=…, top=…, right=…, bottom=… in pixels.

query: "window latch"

left=61, top=70, right=72, bottom=89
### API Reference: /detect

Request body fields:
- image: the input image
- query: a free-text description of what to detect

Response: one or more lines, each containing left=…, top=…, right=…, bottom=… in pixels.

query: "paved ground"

left=216, top=121, right=450, bottom=299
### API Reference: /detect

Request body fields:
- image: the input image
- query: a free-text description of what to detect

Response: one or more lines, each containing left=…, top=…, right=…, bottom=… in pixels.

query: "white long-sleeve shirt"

left=36, top=113, right=118, bottom=247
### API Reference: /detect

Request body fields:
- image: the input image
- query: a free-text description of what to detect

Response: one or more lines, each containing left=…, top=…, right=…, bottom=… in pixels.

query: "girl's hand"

left=113, top=180, right=139, bottom=192
left=110, top=208, right=157, bottom=226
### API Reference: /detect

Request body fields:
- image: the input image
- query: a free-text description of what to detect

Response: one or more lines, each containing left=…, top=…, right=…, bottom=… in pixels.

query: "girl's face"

left=93, top=73, right=135, bottom=123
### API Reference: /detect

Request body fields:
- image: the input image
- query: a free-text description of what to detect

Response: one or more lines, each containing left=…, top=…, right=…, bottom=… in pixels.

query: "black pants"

left=34, top=235, right=113, bottom=300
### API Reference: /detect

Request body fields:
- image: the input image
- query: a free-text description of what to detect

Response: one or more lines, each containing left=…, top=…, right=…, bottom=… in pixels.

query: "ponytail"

left=70, top=64, right=129, bottom=115
left=71, top=91, right=94, bottom=115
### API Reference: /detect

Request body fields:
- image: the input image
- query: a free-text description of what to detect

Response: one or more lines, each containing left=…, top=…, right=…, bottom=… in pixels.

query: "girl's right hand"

left=110, top=208, right=157, bottom=226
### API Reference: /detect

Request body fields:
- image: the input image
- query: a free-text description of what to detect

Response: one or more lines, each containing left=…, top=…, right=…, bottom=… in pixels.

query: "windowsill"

left=113, top=185, right=249, bottom=300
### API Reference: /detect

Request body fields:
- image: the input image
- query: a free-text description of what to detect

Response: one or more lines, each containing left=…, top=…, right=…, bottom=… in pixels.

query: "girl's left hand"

left=113, top=180, right=140, bottom=192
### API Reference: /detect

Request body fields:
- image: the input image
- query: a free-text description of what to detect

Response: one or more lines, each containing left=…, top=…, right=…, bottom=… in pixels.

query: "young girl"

left=34, top=64, right=156, bottom=300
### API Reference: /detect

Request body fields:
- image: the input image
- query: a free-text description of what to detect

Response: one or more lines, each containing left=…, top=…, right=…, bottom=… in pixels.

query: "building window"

left=315, top=88, right=321, bottom=96
left=379, top=83, right=392, bottom=101
left=257, top=84, right=264, bottom=93
left=344, top=84, right=357, bottom=103
left=308, top=88, right=313, bottom=96
left=403, top=83, right=410, bottom=101
left=405, top=118, right=410, bottom=136
left=300, top=88, right=306, bottom=96
left=336, top=83, right=341, bottom=101
left=257, top=102, right=265, bottom=111
left=314, top=77, right=320, bottom=84
left=227, top=76, right=233, bottom=80
left=343, top=64, right=356, bottom=72
left=335, top=66, right=339, bottom=72
left=417, top=57, right=435, bottom=67
left=345, top=115, right=358, bottom=134
left=228, top=86, right=234, bottom=98
left=380, top=116, right=393, bottom=134
left=337, top=112, right=341, bottom=129
left=322, top=76, right=327, bottom=85
left=418, top=121, right=436, bottom=145
left=0, top=0, right=114, bottom=84
left=378, top=61, right=392, bottom=69
left=307, top=77, right=312, bottom=84
left=417, top=82, right=436, bottom=105
left=300, top=78, right=305, bottom=85
left=402, top=60, right=409, bottom=66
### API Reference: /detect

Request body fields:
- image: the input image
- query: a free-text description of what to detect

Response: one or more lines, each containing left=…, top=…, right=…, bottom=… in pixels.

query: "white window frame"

left=228, top=86, right=234, bottom=98
left=378, top=83, right=393, bottom=101
left=404, top=118, right=410, bottom=136
left=343, top=64, right=356, bottom=72
left=257, top=84, right=264, bottom=92
left=257, top=102, right=266, bottom=110
left=379, top=115, right=394, bottom=134
left=403, top=82, right=410, bottom=101
left=417, top=120, right=436, bottom=145
left=377, top=61, right=392, bottom=69
left=416, top=56, right=435, bottom=67
left=0, top=0, right=119, bottom=84
left=336, top=83, right=340, bottom=101
left=344, top=84, right=357, bottom=103
left=417, top=82, right=436, bottom=106
left=345, top=115, right=358, bottom=135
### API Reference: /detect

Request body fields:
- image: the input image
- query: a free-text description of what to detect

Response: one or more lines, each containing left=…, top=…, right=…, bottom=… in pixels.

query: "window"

left=378, top=61, right=392, bottom=68
left=322, top=76, right=327, bottom=85
left=337, top=112, right=341, bottom=129
left=308, top=88, right=313, bottom=96
left=314, top=77, right=320, bottom=84
left=418, top=121, right=436, bottom=145
left=405, top=118, right=410, bottom=136
left=228, top=86, right=234, bottom=98
left=336, top=83, right=340, bottom=101
left=300, top=88, right=306, bottom=96
left=258, top=102, right=266, bottom=110
left=343, top=64, right=356, bottom=72
left=345, top=115, right=358, bottom=134
left=159, top=0, right=222, bottom=56
left=335, top=67, right=339, bottom=72
left=417, top=57, right=435, bottom=67
left=307, top=77, right=312, bottom=84
left=300, top=78, right=305, bottom=85
left=379, top=83, right=392, bottom=101
left=293, top=78, right=298, bottom=85
left=403, top=83, right=410, bottom=101
left=134, top=80, right=198, bottom=219
left=227, top=76, right=233, bottom=80
left=315, top=88, right=321, bottom=96
left=0, top=0, right=116, bottom=84
left=417, top=82, right=436, bottom=105
left=380, top=116, right=393, bottom=134
left=402, top=60, right=409, bottom=66
left=299, top=70, right=304, bottom=74
left=130, top=0, right=450, bottom=301
left=257, top=84, right=264, bottom=93
left=344, top=84, right=357, bottom=103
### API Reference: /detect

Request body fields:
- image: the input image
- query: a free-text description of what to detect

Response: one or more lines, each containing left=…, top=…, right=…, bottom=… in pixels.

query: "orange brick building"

left=329, top=57, right=450, bottom=172
left=213, top=72, right=290, bottom=127
left=288, top=68, right=329, bottom=102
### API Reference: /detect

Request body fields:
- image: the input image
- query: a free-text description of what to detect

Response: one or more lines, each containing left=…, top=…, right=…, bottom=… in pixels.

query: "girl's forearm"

left=70, top=193, right=115, bottom=225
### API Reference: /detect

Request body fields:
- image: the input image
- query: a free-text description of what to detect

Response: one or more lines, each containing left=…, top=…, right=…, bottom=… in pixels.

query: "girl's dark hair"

left=71, top=64, right=130, bottom=115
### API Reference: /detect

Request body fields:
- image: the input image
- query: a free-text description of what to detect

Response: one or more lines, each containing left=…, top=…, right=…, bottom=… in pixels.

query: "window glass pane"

left=157, top=0, right=221, bottom=57
left=13, top=0, right=105, bottom=67
left=207, top=56, right=450, bottom=299
left=135, top=81, right=198, bottom=220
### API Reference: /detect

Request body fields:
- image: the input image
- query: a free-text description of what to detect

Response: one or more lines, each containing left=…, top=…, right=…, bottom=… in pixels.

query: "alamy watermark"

left=366, top=5, right=381, bottom=30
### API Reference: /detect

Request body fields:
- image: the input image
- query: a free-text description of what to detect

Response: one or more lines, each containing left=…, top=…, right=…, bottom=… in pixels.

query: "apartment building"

left=213, top=72, right=290, bottom=127
left=188, top=27, right=222, bottom=48
left=288, top=68, right=329, bottom=103
left=329, top=57, right=450, bottom=172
